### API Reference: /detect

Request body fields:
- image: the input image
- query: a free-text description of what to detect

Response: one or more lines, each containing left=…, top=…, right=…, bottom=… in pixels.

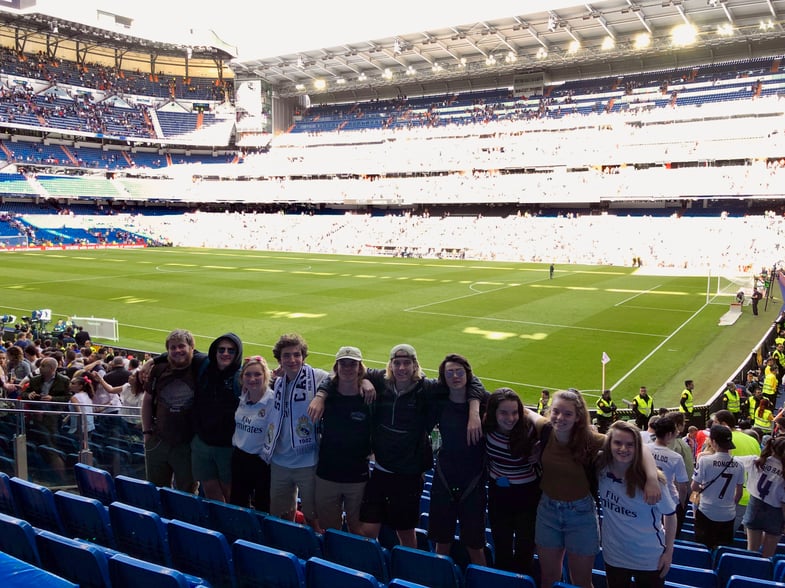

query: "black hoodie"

left=193, top=332, right=243, bottom=446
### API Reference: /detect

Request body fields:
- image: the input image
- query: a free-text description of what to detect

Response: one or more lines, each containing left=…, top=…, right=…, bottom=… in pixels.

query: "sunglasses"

left=217, top=347, right=237, bottom=355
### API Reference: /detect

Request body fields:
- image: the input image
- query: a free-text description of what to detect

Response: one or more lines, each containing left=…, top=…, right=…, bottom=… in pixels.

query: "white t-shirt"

left=598, top=467, right=676, bottom=571
left=692, top=451, right=745, bottom=522
left=648, top=443, right=689, bottom=504
left=233, top=388, right=275, bottom=456
left=736, top=454, right=785, bottom=508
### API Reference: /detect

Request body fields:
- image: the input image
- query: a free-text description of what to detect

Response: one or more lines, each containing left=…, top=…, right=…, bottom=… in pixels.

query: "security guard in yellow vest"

left=753, top=398, right=774, bottom=435
left=630, top=386, right=654, bottom=430
left=537, top=389, right=551, bottom=416
left=721, top=382, right=742, bottom=421
left=595, top=389, right=617, bottom=433
left=679, top=380, right=695, bottom=425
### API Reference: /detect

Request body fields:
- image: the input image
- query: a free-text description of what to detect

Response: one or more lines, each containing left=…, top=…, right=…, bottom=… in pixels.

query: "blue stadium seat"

left=0, top=550, right=78, bottom=588
left=713, top=545, right=761, bottom=567
left=232, top=539, right=306, bottom=588
left=108, top=501, right=172, bottom=566
left=389, top=545, right=462, bottom=588
left=666, top=563, right=719, bottom=588
left=35, top=529, right=112, bottom=588
left=726, top=575, right=785, bottom=588
left=592, top=568, right=607, bottom=588
left=715, top=553, right=773, bottom=587
left=0, top=471, right=17, bottom=515
left=465, top=564, right=536, bottom=588
left=9, top=476, right=65, bottom=534
left=306, top=556, right=383, bottom=588
left=166, top=519, right=236, bottom=588
left=262, top=515, right=323, bottom=561
left=74, top=463, right=117, bottom=506
left=204, top=499, right=264, bottom=545
left=387, top=580, right=431, bottom=588
left=115, top=474, right=163, bottom=513
left=672, top=543, right=713, bottom=569
left=108, top=552, right=194, bottom=588
left=159, top=486, right=209, bottom=526
left=0, top=511, right=42, bottom=565
left=54, top=490, right=116, bottom=548
left=322, top=528, right=390, bottom=583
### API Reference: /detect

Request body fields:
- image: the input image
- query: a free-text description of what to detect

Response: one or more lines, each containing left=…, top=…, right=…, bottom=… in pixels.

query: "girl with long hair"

left=230, top=355, right=273, bottom=512
left=68, top=371, right=96, bottom=444
left=596, top=421, right=676, bottom=588
left=535, top=389, right=661, bottom=588
left=482, top=387, right=539, bottom=574
left=739, top=435, right=785, bottom=556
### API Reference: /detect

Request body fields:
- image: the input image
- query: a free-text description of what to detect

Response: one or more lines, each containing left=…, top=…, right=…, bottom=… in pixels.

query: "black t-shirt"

left=316, top=391, right=372, bottom=483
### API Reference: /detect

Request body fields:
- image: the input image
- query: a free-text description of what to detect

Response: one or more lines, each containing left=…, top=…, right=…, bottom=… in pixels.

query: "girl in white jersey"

left=738, top=436, right=785, bottom=556
left=596, top=421, right=676, bottom=588
left=230, top=356, right=274, bottom=512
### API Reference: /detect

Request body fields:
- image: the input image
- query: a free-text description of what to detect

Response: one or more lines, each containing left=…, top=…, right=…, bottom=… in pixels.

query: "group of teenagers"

left=138, top=328, right=785, bottom=588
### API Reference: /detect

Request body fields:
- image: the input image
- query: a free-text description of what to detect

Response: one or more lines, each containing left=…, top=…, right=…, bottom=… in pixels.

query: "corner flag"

left=601, top=352, right=611, bottom=365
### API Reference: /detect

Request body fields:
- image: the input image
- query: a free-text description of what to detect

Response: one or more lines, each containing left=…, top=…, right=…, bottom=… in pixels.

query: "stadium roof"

left=230, top=0, right=785, bottom=101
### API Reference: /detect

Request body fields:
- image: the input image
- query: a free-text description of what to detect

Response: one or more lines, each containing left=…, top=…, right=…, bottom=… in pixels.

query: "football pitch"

left=1, top=247, right=772, bottom=408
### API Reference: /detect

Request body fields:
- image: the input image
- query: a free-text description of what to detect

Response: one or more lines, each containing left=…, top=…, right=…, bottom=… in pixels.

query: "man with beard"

left=141, top=329, right=207, bottom=492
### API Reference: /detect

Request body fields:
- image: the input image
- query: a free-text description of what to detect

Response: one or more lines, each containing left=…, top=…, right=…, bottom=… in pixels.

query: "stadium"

left=1, top=0, right=785, bottom=584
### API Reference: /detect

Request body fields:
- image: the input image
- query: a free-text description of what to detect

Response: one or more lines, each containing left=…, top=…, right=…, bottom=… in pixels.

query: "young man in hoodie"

left=192, top=332, right=243, bottom=502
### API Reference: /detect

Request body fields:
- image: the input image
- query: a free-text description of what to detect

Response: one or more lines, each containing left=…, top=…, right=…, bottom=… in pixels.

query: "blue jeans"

left=535, top=492, right=600, bottom=556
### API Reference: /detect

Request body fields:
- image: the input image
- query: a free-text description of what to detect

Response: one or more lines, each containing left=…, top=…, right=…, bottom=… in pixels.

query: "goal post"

left=71, top=316, right=119, bottom=342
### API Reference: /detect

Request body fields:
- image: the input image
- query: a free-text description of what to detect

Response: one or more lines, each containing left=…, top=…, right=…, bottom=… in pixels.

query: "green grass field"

left=1, top=247, right=773, bottom=408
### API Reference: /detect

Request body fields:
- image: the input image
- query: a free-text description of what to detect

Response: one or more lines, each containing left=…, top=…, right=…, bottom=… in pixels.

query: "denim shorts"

left=535, top=492, right=600, bottom=556
left=743, top=495, right=785, bottom=534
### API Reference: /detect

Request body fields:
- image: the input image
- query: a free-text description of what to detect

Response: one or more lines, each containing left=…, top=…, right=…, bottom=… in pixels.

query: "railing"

left=0, top=400, right=144, bottom=488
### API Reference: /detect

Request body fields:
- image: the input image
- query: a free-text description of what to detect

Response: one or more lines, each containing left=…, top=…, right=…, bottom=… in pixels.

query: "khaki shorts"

left=269, top=462, right=317, bottom=521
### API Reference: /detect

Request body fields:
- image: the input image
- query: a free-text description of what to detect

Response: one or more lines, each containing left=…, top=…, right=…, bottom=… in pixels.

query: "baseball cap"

left=390, top=343, right=417, bottom=360
left=710, top=424, right=736, bottom=449
left=335, top=346, right=362, bottom=362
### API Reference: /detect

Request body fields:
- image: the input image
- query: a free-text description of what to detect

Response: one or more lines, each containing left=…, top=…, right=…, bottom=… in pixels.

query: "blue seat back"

left=9, top=476, right=65, bottom=533
left=716, top=553, right=773, bottom=587
left=262, top=515, right=322, bottom=561
left=35, top=529, right=112, bottom=588
left=306, top=556, right=381, bottom=588
left=108, top=552, right=191, bottom=588
left=323, top=528, right=390, bottom=583
left=166, top=519, right=236, bottom=588
left=726, top=575, right=785, bottom=588
left=672, top=543, right=712, bottom=569
left=115, top=475, right=163, bottom=514
left=387, top=580, right=431, bottom=588
left=74, top=463, right=117, bottom=506
left=159, top=486, right=208, bottom=526
left=390, top=545, right=462, bottom=588
left=666, top=563, right=718, bottom=588
left=0, top=471, right=18, bottom=516
left=54, top=490, right=116, bottom=548
left=465, top=564, right=536, bottom=588
left=204, top=499, right=264, bottom=544
left=0, top=511, right=41, bottom=565
left=0, top=550, right=78, bottom=588
left=108, top=501, right=171, bottom=566
left=232, top=539, right=305, bottom=588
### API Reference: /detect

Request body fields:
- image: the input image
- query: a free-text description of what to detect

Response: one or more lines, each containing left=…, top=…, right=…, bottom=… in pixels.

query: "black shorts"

left=426, top=473, right=487, bottom=549
left=359, top=469, right=423, bottom=531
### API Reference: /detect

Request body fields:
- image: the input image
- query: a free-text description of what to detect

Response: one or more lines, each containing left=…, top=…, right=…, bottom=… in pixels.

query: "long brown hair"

left=596, top=420, right=651, bottom=497
left=483, top=387, right=537, bottom=458
left=551, top=388, right=595, bottom=464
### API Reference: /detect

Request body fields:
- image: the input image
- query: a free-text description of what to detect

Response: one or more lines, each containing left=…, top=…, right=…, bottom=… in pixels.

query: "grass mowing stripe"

left=0, top=248, right=769, bottom=407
